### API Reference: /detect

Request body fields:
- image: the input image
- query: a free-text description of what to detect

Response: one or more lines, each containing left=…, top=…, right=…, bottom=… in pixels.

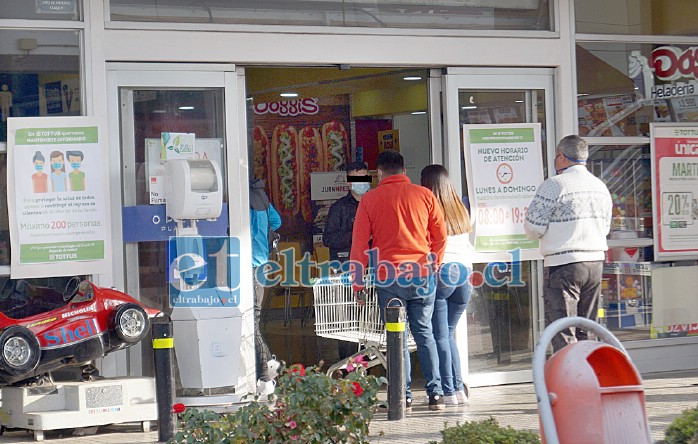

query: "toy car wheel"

left=0, top=326, right=40, bottom=376
left=113, top=304, right=149, bottom=343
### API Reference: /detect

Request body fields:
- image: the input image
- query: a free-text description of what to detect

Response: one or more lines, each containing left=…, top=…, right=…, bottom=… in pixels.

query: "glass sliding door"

left=106, top=65, right=251, bottom=381
left=443, top=68, right=555, bottom=386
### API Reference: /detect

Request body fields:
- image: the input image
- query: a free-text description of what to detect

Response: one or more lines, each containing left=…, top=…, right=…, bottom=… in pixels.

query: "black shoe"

left=405, top=397, right=413, bottom=411
left=428, top=394, right=445, bottom=411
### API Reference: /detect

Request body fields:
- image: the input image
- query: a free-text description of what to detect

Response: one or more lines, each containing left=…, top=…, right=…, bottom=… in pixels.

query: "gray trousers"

left=253, top=268, right=273, bottom=381
left=544, top=261, right=603, bottom=352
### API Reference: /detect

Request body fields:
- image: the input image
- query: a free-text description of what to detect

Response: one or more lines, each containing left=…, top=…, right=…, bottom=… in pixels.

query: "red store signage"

left=651, top=46, right=698, bottom=81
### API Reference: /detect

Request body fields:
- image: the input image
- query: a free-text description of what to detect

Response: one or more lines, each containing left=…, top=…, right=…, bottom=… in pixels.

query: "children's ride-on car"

left=0, top=279, right=160, bottom=386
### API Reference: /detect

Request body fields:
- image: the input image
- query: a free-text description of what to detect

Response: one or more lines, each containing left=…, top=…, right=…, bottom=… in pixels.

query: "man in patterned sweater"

left=524, top=135, right=612, bottom=352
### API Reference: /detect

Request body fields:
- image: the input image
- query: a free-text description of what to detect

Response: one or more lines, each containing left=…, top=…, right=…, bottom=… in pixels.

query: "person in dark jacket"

left=322, top=161, right=370, bottom=360
left=322, top=161, right=370, bottom=263
left=249, top=176, right=282, bottom=397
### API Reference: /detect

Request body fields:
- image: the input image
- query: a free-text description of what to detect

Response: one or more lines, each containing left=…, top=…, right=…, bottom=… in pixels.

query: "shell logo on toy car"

left=26, top=317, right=57, bottom=328
left=43, top=319, right=98, bottom=347
left=61, top=305, right=96, bottom=319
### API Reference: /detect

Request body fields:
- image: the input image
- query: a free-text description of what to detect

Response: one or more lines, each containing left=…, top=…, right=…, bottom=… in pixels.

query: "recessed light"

left=178, top=106, right=194, bottom=110
left=411, top=111, right=426, bottom=115
left=403, top=76, right=422, bottom=81
left=280, top=92, right=298, bottom=98
left=461, top=106, right=477, bottom=110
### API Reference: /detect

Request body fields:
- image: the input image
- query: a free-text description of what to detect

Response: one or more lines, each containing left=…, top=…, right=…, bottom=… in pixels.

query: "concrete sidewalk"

left=0, top=371, right=696, bottom=443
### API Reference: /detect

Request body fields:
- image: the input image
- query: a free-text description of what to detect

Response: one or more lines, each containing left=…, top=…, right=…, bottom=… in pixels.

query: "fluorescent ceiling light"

left=577, top=93, right=589, bottom=97
left=178, top=106, right=195, bottom=110
left=461, top=105, right=477, bottom=110
left=515, top=100, right=524, bottom=103
left=403, top=76, right=422, bottom=81
left=280, top=92, right=298, bottom=98
left=151, top=109, right=167, bottom=114
left=411, top=111, right=426, bottom=115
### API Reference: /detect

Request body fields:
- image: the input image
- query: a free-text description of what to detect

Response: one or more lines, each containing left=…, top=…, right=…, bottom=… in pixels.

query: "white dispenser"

left=165, top=159, right=222, bottom=220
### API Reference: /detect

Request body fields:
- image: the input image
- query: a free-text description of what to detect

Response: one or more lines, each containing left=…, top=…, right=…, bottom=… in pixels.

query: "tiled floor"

left=0, top=371, right=696, bottom=443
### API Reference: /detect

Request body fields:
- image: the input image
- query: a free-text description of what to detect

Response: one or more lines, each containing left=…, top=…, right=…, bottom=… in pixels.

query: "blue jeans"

left=376, top=275, right=442, bottom=399
left=433, top=264, right=473, bottom=395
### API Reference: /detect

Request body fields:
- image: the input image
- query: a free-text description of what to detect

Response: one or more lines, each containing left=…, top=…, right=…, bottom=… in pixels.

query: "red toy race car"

left=0, top=279, right=160, bottom=386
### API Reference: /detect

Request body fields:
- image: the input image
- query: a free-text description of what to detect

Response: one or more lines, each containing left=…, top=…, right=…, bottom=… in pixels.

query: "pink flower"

left=346, top=354, right=368, bottom=373
left=286, top=420, right=297, bottom=429
left=291, top=435, right=299, bottom=441
left=355, top=354, right=368, bottom=368
left=351, top=382, right=364, bottom=397
left=172, top=403, right=186, bottom=414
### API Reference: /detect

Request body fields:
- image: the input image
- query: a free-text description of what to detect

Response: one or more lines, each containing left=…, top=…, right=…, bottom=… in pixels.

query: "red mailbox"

left=541, top=341, right=651, bottom=444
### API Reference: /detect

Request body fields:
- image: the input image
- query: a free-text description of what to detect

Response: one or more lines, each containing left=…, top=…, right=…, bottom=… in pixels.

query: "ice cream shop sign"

left=651, top=46, right=698, bottom=81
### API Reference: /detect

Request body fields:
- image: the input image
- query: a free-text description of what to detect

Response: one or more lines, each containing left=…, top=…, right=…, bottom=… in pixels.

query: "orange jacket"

left=350, top=174, right=447, bottom=290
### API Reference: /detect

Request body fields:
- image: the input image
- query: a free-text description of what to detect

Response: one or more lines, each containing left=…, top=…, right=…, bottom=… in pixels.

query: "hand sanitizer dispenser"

left=165, top=159, right=223, bottom=220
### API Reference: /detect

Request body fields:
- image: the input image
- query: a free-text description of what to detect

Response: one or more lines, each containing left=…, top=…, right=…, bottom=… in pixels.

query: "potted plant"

left=171, top=355, right=387, bottom=443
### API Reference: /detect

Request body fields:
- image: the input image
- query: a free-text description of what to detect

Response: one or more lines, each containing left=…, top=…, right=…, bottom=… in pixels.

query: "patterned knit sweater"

left=524, top=165, right=612, bottom=267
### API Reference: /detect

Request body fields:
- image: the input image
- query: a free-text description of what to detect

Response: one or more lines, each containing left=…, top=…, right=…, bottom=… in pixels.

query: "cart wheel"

left=141, top=421, right=150, bottom=432
left=33, top=430, right=44, bottom=441
left=112, top=304, right=149, bottom=343
left=0, top=326, right=40, bottom=376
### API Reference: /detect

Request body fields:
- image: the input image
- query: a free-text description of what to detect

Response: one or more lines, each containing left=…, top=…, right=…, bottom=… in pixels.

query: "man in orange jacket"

left=350, top=149, right=448, bottom=411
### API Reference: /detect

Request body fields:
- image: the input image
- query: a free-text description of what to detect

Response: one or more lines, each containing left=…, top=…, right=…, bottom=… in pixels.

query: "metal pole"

left=152, top=320, right=176, bottom=443
left=385, top=299, right=406, bottom=421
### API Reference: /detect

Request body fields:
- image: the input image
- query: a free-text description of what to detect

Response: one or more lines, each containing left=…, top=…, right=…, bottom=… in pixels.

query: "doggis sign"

left=651, top=46, right=698, bottom=81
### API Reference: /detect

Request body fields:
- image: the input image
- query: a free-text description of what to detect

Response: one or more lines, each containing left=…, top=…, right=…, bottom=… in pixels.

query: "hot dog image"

left=270, top=124, right=300, bottom=217
left=298, top=126, right=324, bottom=223
left=321, top=120, right=349, bottom=172
left=253, top=125, right=270, bottom=191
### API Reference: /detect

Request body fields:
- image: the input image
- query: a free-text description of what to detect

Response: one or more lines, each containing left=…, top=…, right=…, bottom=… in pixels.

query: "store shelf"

left=608, top=238, right=653, bottom=248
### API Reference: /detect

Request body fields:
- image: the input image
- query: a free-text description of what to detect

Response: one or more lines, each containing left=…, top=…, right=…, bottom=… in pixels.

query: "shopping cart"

left=313, top=273, right=416, bottom=376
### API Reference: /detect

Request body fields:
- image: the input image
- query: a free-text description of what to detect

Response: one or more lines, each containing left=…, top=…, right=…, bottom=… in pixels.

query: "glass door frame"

left=442, top=67, right=556, bottom=386
left=105, top=63, right=253, bottom=378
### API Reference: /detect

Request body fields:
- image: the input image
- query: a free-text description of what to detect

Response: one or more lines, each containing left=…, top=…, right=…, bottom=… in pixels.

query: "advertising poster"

left=377, top=129, right=400, bottom=153
left=651, top=124, right=698, bottom=260
left=463, top=124, right=543, bottom=260
left=252, top=95, right=351, bottom=244
left=7, top=116, right=110, bottom=278
left=671, top=96, right=698, bottom=122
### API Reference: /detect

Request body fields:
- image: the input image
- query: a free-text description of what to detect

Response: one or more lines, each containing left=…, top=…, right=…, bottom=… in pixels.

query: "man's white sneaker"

left=443, top=394, right=459, bottom=406
left=456, top=389, right=469, bottom=404
left=256, top=379, right=276, bottom=398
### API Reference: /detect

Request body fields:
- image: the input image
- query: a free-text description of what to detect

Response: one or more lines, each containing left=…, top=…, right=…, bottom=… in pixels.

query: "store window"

left=1, top=29, right=81, bottom=285
left=109, top=0, right=552, bottom=31
left=576, top=42, right=698, bottom=137
left=587, top=143, right=654, bottom=341
left=578, top=39, right=698, bottom=341
left=0, top=0, right=82, bottom=20
left=575, top=0, right=698, bottom=36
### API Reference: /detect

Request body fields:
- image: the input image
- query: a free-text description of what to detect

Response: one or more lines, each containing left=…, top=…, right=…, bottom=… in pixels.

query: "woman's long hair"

left=420, top=164, right=472, bottom=236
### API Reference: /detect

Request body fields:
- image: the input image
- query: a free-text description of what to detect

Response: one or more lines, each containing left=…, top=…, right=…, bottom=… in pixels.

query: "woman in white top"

left=421, top=164, right=473, bottom=406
